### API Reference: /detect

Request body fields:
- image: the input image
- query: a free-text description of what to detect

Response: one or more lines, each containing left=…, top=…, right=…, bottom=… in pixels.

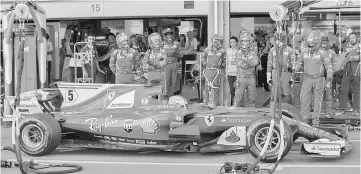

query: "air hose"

left=1, top=25, right=82, bottom=174
left=221, top=21, right=287, bottom=174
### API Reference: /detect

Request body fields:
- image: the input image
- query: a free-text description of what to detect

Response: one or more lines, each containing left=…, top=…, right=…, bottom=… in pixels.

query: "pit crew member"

left=294, top=30, right=333, bottom=126
left=201, top=34, right=226, bottom=107
left=142, top=33, right=167, bottom=87
left=162, top=28, right=183, bottom=98
left=233, top=31, right=259, bottom=108
left=109, top=33, right=139, bottom=84
left=320, top=34, right=337, bottom=118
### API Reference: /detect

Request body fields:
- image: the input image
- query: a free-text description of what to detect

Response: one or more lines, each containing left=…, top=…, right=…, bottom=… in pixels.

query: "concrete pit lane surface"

left=1, top=87, right=360, bottom=174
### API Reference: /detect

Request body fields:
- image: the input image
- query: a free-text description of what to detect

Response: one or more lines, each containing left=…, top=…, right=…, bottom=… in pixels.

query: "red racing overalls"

left=201, top=47, right=226, bottom=106
left=163, top=41, right=181, bottom=97
left=109, top=48, right=138, bottom=84
left=233, top=49, right=259, bottom=107
left=295, top=49, right=333, bottom=125
left=267, top=46, right=293, bottom=105
left=142, top=49, right=167, bottom=86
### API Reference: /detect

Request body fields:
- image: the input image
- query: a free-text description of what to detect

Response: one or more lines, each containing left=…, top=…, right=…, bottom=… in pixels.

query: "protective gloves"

left=267, top=72, right=272, bottom=86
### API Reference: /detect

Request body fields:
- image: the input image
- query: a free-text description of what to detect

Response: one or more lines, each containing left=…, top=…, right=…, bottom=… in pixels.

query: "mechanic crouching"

left=266, top=32, right=293, bottom=105
left=320, top=35, right=337, bottom=118
left=233, top=31, right=259, bottom=108
left=142, top=33, right=167, bottom=88
left=201, top=34, right=226, bottom=108
left=109, top=33, right=139, bottom=84
left=294, top=30, right=334, bottom=126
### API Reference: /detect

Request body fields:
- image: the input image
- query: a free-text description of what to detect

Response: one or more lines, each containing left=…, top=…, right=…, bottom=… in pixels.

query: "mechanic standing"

left=336, top=43, right=360, bottom=116
left=162, top=28, right=183, bottom=99
left=294, top=30, right=333, bottom=126
left=142, top=33, right=167, bottom=87
left=336, top=32, right=360, bottom=115
left=109, top=33, right=139, bottom=84
left=320, top=34, right=337, bottom=118
left=266, top=32, right=293, bottom=105
left=233, top=31, right=259, bottom=108
left=201, top=34, right=226, bottom=108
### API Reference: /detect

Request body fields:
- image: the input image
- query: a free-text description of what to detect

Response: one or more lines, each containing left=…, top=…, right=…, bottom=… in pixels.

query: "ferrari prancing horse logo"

left=205, top=115, right=214, bottom=127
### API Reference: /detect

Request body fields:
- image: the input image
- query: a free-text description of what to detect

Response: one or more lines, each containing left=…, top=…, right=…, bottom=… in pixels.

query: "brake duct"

left=1, top=1, right=82, bottom=173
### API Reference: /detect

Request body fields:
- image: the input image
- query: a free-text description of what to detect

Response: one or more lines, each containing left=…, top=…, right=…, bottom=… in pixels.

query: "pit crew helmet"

left=239, top=31, right=253, bottom=50
left=168, top=95, right=188, bottom=109
left=163, top=28, right=174, bottom=43
left=211, top=34, right=223, bottom=49
left=306, top=30, right=322, bottom=51
left=116, top=33, right=129, bottom=49
left=148, top=33, right=162, bottom=49
left=321, top=32, right=330, bottom=49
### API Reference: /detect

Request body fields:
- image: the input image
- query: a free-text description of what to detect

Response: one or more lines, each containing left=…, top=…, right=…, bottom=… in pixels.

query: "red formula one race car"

left=10, top=83, right=352, bottom=163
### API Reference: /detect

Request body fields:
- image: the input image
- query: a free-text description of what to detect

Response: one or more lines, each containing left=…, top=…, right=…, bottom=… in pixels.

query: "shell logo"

left=139, top=117, right=160, bottom=135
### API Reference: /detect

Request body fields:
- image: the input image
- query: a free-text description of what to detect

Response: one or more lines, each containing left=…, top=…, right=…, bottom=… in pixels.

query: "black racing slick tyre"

left=19, top=113, right=62, bottom=156
left=247, top=117, right=293, bottom=163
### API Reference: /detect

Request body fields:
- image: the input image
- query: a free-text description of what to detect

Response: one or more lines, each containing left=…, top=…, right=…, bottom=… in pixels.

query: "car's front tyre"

left=20, top=113, right=62, bottom=156
left=247, top=117, right=293, bottom=163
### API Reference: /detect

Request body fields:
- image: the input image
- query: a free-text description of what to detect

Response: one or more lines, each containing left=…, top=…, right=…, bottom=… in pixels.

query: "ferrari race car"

left=8, top=82, right=353, bottom=163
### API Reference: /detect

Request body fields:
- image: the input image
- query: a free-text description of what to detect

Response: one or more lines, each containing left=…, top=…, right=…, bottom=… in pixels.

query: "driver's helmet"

left=148, top=33, right=162, bottom=49
left=306, top=30, right=321, bottom=51
left=211, top=34, right=223, bottom=49
left=116, top=33, right=129, bottom=49
left=239, top=31, right=253, bottom=50
left=168, top=95, right=188, bottom=109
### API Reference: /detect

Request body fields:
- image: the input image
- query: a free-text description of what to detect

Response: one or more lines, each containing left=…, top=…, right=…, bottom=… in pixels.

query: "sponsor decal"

left=18, top=104, right=39, bottom=108
left=108, top=91, right=115, bottom=100
left=299, top=127, right=321, bottom=137
left=18, top=109, right=29, bottom=113
left=141, top=98, right=149, bottom=105
left=136, top=140, right=145, bottom=144
left=85, top=115, right=119, bottom=133
left=147, top=141, right=157, bottom=145
left=126, top=139, right=135, bottom=143
left=221, top=118, right=251, bottom=123
left=118, top=138, right=125, bottom=142
left=205, top=115, right=214, bottom=126
left=110, top=103, right=132, bottom=108
left=157, top=105, right=176, bottom=109
left=171, top=121, right=183, bottom=125
left=139, top=117, right=160, bottom=135
left=106, top=90, right=135, bottom=109
left=175, top=115, right=182, bottom=121
left=124, top=119, right=134, bottom=133
left=311, top=146, right=340, bottom=152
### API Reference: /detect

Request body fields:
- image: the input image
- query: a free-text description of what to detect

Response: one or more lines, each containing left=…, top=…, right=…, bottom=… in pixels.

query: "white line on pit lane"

left=295, top=139, right=360, bottom=142
left=6, top=159, right=361, bottom=170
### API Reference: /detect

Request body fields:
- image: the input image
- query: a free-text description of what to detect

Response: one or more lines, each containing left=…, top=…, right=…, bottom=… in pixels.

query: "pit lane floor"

left=1, top=86, right=360, bottom=174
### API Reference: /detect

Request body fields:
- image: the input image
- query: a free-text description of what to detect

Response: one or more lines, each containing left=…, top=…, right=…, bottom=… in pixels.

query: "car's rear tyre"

left=247, top=117, right=293, bottom=163
left=20, top=113, right=62, bottom=156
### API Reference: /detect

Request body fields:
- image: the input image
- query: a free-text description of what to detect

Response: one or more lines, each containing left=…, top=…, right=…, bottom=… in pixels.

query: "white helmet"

left=168, top=95, right=188, bottom=109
